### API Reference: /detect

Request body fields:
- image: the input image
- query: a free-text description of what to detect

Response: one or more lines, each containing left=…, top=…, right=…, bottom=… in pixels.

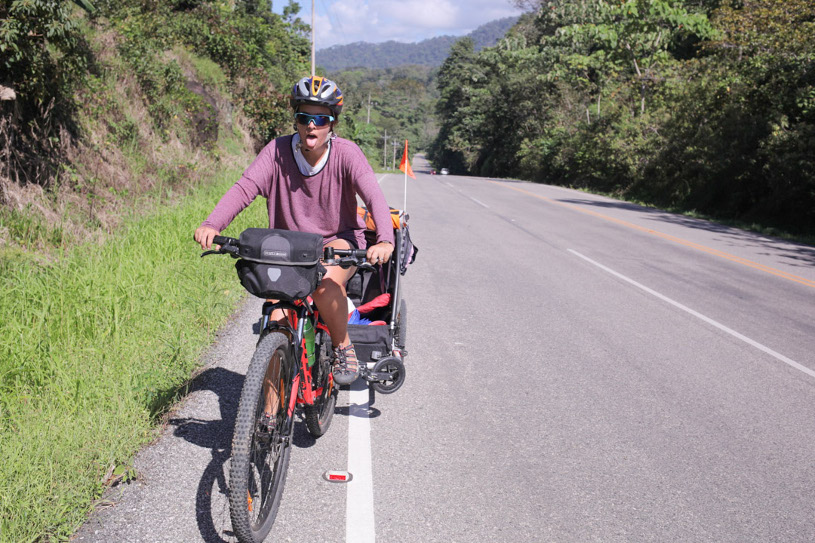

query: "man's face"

left=295, top=104, right=334, bottom=154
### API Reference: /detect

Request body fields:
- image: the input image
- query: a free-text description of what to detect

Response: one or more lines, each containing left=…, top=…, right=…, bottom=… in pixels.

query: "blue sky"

left=272, top=0, right=526, bottom=49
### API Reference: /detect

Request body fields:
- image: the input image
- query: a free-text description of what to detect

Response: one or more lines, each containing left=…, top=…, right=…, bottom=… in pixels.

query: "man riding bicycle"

left=194, top=76, right=394, bottom=385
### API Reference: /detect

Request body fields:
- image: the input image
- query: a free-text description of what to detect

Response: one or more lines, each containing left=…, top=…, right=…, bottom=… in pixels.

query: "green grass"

left=178, top=46, right=228, bottom=91
left=0, top=169, right=266, bottom=542
left=0, top=206, right=65, bottom=249
left=219, top=122, right=247, bottom=159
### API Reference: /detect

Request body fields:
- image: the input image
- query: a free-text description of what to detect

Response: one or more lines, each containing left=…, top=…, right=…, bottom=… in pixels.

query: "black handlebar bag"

left=234, top=228, right=325, bottom=301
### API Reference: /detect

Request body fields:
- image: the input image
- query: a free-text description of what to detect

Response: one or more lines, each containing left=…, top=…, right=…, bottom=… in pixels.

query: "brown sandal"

left=332, top=343, right=359, bottom=385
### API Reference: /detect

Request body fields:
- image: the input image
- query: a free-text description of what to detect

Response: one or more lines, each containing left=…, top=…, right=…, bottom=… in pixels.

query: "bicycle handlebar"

left=324, top=246, right=368, bottom=260
left=213, top=235, right=238, bottom=247
left=200, top=235, right=373, bottom=269
left=325, top=246, right=372, bottom=270
left=197, top=235, right=238, bottom=257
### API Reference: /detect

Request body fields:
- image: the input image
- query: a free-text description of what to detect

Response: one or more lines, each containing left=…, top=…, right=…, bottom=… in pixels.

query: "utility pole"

left=392, top=140, right=398, bottom=170
left=310, top=0, right=315, bottom=77
left=382, top=130, right=388, bottom=169
left=366, top=92, right=372, bottom=124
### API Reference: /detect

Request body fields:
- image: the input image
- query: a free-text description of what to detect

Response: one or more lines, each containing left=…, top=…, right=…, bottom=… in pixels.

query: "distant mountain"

left=317, top=16, right=520, bottom=72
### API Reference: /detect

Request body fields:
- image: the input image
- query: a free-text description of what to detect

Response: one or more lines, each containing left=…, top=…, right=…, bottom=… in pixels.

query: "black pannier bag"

left=347, top=324, right=391, bottom=363
left=234, top=228, right=324, bottom=301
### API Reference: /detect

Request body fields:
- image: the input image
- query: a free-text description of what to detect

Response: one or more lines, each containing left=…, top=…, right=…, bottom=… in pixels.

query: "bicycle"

left=201, top=227, right=405, bottom=543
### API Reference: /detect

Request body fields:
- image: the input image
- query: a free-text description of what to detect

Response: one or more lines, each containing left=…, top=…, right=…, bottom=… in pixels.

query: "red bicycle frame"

left=279, top=298, right=332, bottom=417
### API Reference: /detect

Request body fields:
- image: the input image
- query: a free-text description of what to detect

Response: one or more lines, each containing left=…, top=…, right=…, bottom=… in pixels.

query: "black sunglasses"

left=295, top=112, right=335, bottom=127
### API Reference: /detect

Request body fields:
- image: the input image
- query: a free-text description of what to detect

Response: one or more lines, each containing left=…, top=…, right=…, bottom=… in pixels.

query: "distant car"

left=440, top=168, right=449, bottom=175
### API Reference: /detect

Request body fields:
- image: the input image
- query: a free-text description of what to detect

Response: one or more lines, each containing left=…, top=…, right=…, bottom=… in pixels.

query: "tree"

left=331, top=64, right=438, bottom=169
left=1, top=0, right=92, bottom=184
left=430, top=38, right=479, bottom=172
left=429, top=0, right=815, bottom=234
left=0, top=0, right=90, bottom=102
left=552, top=0, right=716, bottom=113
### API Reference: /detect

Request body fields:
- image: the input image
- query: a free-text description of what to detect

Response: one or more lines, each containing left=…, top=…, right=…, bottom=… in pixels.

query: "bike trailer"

left=346, top=208, right=416, bottom=363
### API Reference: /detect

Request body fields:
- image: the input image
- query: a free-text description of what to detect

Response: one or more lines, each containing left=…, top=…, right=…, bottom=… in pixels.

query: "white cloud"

left=283, top=0, right=526, bottom=48
left=383, top=0, right=458, bottom=30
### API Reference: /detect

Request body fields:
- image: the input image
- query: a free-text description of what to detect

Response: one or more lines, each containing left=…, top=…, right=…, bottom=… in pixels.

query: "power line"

left=316, top=0, right=350, bottom=50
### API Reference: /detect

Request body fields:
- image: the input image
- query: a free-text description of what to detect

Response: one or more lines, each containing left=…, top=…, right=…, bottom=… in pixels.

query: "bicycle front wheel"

left=229, top=332, right=294, bottom=543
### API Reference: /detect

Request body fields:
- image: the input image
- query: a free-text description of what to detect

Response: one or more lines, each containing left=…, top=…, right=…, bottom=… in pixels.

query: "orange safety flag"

left=399, top=139, right=416, bottom=179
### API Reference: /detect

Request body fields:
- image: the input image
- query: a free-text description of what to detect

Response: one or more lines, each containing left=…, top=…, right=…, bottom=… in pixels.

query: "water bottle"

left=304, top=317, right=316, bottom=367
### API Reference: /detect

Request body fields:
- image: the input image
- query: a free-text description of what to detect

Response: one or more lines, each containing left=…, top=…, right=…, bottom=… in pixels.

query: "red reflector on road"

left=323, top=470, right=353, bottom=483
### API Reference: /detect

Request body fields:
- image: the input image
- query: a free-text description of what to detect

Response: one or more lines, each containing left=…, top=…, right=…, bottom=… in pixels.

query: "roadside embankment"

left=0, top=171, right=265, bottom=541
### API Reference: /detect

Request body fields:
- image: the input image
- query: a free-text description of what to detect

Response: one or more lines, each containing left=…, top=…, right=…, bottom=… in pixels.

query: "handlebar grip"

left=213, top=235, right=237, bottom=246
left=324, top=247, right=368, bottom=258
left=343, top=249, right=370, bottom=258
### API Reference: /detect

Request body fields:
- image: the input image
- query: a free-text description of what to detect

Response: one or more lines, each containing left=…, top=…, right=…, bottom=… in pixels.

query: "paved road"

left=76, top=157, right=815, bottom=542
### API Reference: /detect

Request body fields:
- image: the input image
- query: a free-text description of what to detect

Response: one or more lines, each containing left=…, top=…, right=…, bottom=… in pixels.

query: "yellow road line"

left=492, top=181, right=815, bottom=290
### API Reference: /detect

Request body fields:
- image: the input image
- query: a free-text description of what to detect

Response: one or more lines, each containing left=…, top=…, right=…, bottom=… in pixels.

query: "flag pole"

left=398, top=139, right=414, bottom=221
left=403, top=155, right=408, bottom=216
left=310, top=0, right=315, bottom=77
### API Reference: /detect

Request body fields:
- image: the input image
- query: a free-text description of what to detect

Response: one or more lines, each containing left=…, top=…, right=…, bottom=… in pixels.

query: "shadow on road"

left=556, top=197, right=815, bottom=268
left=168, top=366, right=243, bottom=543
left=167, top=367, right=361, bottom=541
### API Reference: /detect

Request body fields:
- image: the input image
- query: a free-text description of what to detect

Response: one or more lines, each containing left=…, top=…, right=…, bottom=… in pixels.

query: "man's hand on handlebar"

left=194, top=226, right=221, bottom=250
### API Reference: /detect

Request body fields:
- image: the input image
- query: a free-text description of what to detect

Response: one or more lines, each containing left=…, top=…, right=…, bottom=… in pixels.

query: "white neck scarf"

left=292, top=133, right=331, bottom=176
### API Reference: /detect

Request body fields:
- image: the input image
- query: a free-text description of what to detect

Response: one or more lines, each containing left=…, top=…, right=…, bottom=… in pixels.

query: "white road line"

left=469, top=197, right=489, bottom=208
left=437, top=179, right=488, bottom=207
left=346, top=380, right=375, bottom=542
left=568, top=249, right=815, bottom=380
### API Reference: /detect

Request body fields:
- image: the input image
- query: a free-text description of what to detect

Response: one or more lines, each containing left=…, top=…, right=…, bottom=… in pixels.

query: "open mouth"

left=305, top=134, right=319, bottom=146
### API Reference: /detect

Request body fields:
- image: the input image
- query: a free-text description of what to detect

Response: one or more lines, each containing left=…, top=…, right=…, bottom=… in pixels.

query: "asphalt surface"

left=75, top=156, right=815, bottom=542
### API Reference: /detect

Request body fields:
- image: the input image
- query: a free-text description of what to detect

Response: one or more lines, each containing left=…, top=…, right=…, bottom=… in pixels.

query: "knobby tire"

left=229, top=332, right=294, bottom=543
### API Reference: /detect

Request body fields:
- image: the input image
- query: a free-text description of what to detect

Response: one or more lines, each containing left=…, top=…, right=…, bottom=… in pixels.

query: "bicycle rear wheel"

left=229, top=332, right=294, bottom=543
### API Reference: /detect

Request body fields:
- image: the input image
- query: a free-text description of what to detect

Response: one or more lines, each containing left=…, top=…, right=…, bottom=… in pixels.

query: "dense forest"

left=430, top=0, right=815, bottom=235
left=330, top=65, right=439, bottom=169
left=317, top=16, right=520, bottom=71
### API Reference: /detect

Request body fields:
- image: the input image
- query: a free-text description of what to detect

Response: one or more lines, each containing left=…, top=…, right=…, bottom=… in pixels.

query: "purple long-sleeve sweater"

left=201, top=135, right=394, bottom=248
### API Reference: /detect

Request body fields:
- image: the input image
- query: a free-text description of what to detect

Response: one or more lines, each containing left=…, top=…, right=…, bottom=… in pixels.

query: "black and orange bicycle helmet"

left=291, top=76, right=344, bottom=117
